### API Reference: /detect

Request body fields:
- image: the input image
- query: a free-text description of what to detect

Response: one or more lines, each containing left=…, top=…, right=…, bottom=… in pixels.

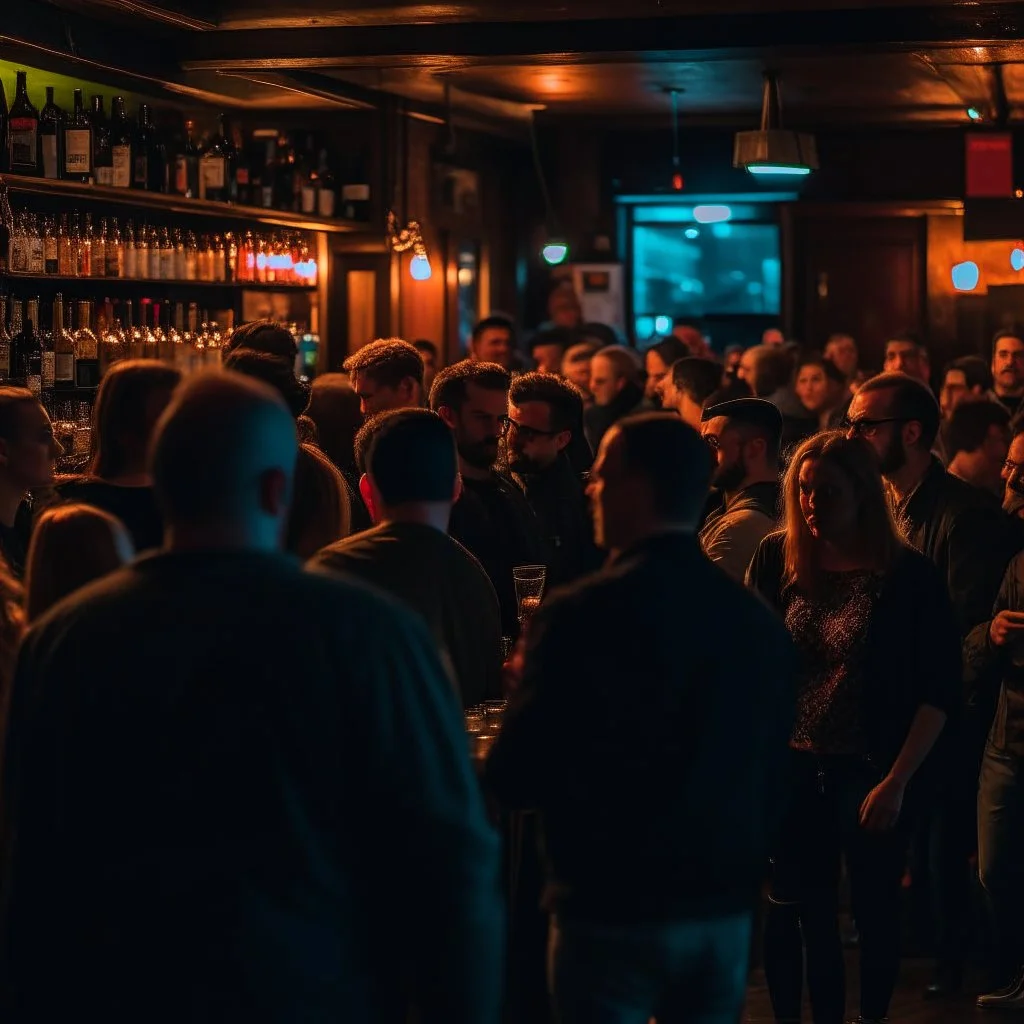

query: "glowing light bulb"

left=967, top=107, right=982, bottom=121
left=684, top=227, right=700, bottom=240
left=1011, top=248, right=1024, bottom=272
left=952, top=261, right=980, bottom=291
left=541, top=241, right=569, bottom=265
left=409, top=253, right=433, bottom=281
left=693, top=205, right=732, bottom=224
left=654, top=315, right=672, bottom=335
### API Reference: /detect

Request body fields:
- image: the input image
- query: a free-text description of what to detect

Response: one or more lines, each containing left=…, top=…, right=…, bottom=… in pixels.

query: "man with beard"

left=698, top=398, right=782, bottom=583
left=846, top=371, right=1011, bottom=1000
left=507, top=373, right=600, bottom=590
left=991, top=329, right=1024, bottom=418
left=430, top=360, right=545, bottom=637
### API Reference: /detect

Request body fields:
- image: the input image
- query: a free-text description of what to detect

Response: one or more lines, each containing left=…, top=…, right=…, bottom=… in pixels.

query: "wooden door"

left=327, top=251, right=392, bottom=371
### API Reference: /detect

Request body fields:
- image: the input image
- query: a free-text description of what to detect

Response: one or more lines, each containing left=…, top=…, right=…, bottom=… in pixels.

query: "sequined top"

left=784, top=570, right=880, bottom=755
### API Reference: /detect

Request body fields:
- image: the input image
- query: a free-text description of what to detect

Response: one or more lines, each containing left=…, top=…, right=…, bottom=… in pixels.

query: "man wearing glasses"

left=846, top=371, right=1011, bottom=1002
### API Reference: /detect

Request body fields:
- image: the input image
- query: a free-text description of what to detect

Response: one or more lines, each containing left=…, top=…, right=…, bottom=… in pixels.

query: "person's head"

left=530, top=327, right=572, bottom=376
left=356, top=408, right=459, bottom=523
left=883, top=333, right=929, bottom=382
left=222, top=347, right=310, bottom=418
left=794, top=355, right=847, bottom=415
left=507, top=372, right=584, bottom=474
left=429, top=359, right=511, bottom=472
left=470, top=315, right=515, bottom=369
left=587, top=413, right=711, bottom=551
left=992, top=328, right=1024, bottom=396
left=940, top=355, right=993, bottom=419
left=561, top=341, right=599, bottom=396
left=1002, top=422, right=1024, bottom=514
left=413, top=339, right=439, bottom=395
left=589, top=346, right=641, bottom=408
left=844, top=372, right=941, bottom=477
left=577, top=322, right=619, bottom=351
left=737, top=344, right=793, bottom=398
left=284, top=442, right=350, bottom=560
left=823, top=333, right=859, bottom=380
left=88, top=361, right=181, bottom=480
left=946, top=399, right=1010, bottom=487
left=0, top=388, right=63, bottom=492
left=644, top=337, right=689, bottom=402
left=306, top=373, right=363, bottom=474
left=343, top=338, right=424, bottom=417
left=664, top=357, right=725, bottom=428
left=24, top=504, right=134, bottom=621
left=671, top=321, right=710, bottom=358
left=700, top=398, right=782, bottom=493
left=547, top=284, right=582, bottom=329
left=223, top=319, right=298, bottom=362
left=762, top=327, right=785, bottom=346
left=149, top=371, right=298, bottom=551
left=783, top=431, right=901, bottom=591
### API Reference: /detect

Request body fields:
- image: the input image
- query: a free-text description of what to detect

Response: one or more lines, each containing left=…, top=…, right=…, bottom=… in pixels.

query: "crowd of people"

left=0, top=284, right=1020, bottom=1024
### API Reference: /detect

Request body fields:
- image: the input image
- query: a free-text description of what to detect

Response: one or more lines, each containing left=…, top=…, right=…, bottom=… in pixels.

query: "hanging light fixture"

left=734, top=72, right=818, bottom=177
left=387, top=211, right=432, bottom=282
left=531, top=112, right=569, bottom=265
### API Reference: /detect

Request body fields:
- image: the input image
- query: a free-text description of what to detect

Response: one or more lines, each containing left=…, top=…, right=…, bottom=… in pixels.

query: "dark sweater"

left=486, top=532, right=796, bottom=924
left=0, top=550, right=503, bottom=1024
left=56, top=477, right=164, bottom=553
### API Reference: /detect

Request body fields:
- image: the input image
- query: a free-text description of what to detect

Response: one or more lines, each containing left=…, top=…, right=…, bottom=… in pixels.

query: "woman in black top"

left=748, top=432, right=960, bottom=1024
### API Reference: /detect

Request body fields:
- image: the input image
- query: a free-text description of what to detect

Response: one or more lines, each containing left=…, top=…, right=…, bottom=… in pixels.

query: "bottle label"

left=95, top=167, right=114, bottom=187
left=112, top=146, right=132, bottom=187
left=41, top=135, right=59, bottom=179
left=55, top=353, right=74, bottom=382
left=29, top=238, right=44, bottom=274
left=134, top=155, right=148, bottom=185
left=41, top=352, right=55, bottom=388
left=341, top=184, right=370, bottom=202
left=301, top=185, right=317, bottom=214
left=10, top=237, right=27, bottom=274
left=44, top=237, right=58, bottom=274
left=201, top=157, right=226, bottom=192
left=27, top=374, right=41, bottom=398
left=107, top=246, right=123, bottom=278
left=318, top=188, right=335, bottom=218
left=91, top=243, right=106, bottom=277
left=0, top=342, right=10, bottom=377
left=175, top=156, right=188, bottom=194
left=64, top=130, right=92, bottom=174
left=9, top=120, right=38, bottom=169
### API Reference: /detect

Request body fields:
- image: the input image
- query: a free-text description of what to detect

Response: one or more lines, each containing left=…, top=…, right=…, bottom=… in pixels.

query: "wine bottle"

left=54, top=293, right=75, bottom=384
left=174, top=118, right=199, bottom=198
left=57, top=214, right=73, bottom=276
left=106, top=219, right=124, bottom=278
left=110, top=96, right=132, bottom=188
left=0, top=295, right=11, bottom=382
left=39, top=300, right=55, bottom=390
left=199, top=113, right=230, bottom=202
left=24, top=297, right=42, bottom=396
left=232, top=125, right=250, bottom=204
left=73, top=300, right=100, bottom=388
left=8, top=72, right=40, bottom=176
left=133, top=103, right=153, bottom=190
left=38, top=86, right=64, bottom=180
left=27, top=215, right=44, bottom=275
left=124, top=221, right=137, bottom=279
left=316, top=149, right=335, bottom=217
left=341, top=157, right=371, bottom=221
left=75, top=214, right=92, bottom=277
left=43, top=216, right=58, bottom=275
left=91, top=95, right=113, bottom=185
left=299, top=135, right=317, bottom=214
left=9, top=300, right=24, bottom=383
left=92, top=217, right=107, bottom=279
left=63, top=89, right=92, bottom=182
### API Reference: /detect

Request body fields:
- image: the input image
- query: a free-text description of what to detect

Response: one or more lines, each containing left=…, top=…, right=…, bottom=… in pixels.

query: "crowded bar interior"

left=5, top=2, right=1024, bottom=1023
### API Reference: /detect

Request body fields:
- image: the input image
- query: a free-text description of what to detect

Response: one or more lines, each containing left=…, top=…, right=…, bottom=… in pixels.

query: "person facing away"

left=58, top=360, right=180, bottom=553
left=747, top=432, right=958, bottom=1024
left=486, top=413, right=797, bottom=1024
left=309, top=408, right=502, bottom=708
left=24, top=503, right=134, bottom=622
left=661, top=357, right=724, bottom=428
left=583, top=345, right=645, bottom=452
left=0, top=371, right=503, bottom=1024
left=991, top=327, right=1024, bottom=419
left=430, top=359, right=545, bottom=637
left=945, top=398, right=1011, bottom=500
left=0, top=387, right=64, bottom=578
left=699, top=398, right=782, bottom=583
left=343, top=337, right=425, bottom=417
left=284, top=441, right=352, bottom=560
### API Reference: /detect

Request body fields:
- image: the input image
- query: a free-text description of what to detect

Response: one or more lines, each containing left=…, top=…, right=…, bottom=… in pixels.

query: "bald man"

left=0, top=371, right=503, bottom=1024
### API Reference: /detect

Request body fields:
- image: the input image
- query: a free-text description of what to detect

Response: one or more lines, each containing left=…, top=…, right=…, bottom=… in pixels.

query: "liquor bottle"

left=133, top=103, right=154, bottom=189
left=199, top=114, right=230, bottom=202
left=213, top=234, right=226, bottom=282
left=232, top=125, right=250, bottom=204
left=106, top=219, right=124, bottom=278
left=173, top=229, right=187, bottom=280
left=341, top=158, right=371, bottom=221
left=27, top=215, right=44, bottom=275
left=0, top=295, right=11, bottom=381
left=225, top=231, right=237, bottom=283
left=298, top=135, right=317, bottom=214
left=38, top=87, right=64, bottom=180
left=73, top=300, right=100, bottom=388
left=8, top=213, right=27, bottom=274
left=91, top=217, right=107, bottom=278
left=100, top=307, right=128, bottom=373
left=315, top=149, right=335, bottom=217
left=141, top=300, right=158, bottom=358
left=39, top=300, right=55, bottom=390
left=9, top=300, right=24, bottom=382
left=91, top=95, right=112, bottom=185
left=53, top=293, right=75, bottom=384
left=57, top=214, right=74, bottom=276
left=75, top=214, right=92, bottom=277
left=8, top=72, right=40, bottom=176
left=0, top=78, right=8, bottom=174
left=135, top=223, right=150, bottom=279
left=24, top=297, right=42, bottom=396
left=157, top=300, right=175, bottom=362
left=174, top=118, right=199, bottom=198
left=147, top=225, right=160, bottom=279
left=63, top=89, right=92, bottom=182
left=123, top=221, right=137, bottom=278
left=258, top=135, right=277, bottom=208
left=43, top=216, right=58, bottom=274
left=109, top=96, right=132, bottom=188
left=159, top=227, right=174, bottom=280
left=185, top=231, right=198, bottom=280
left=125, top=299, right=143, bottom=360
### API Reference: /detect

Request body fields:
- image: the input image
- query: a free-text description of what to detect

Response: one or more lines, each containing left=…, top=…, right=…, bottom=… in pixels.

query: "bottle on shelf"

left=53, top=293, right=75, bottom=385
left=315, top=149, right=335, bottom=218
left=133, top=103, right=154, bottom=190
left=0, top=295, right=12, bottom=382
left=341, top=159, right=371, bottom=221
left=123, top=221, right=137, bottom=278
left=173, top=229, right=187, bottom=280
left=27, top=215, right=44, bottom=275
left=298, top=135, right=317, bottom=214
left=8, top=213, right=26, bottom=274
left=155, top=300, right=173, bottom=362
left=8, top=72, right=40, bottom=176
left=147, top=225, right=161, bottom=279
left=0, top=78, right=9, bottom=176
left=92, top=217, right=107, bottom=279
left=43, top=215, right=58, bottom=274
left=232, top=125, right=250, bottom=205
left=185, top=231, right=198, bottom=281
left=73, top=300, right=100, bottom=388
left=91, top=95, right=113, bottom=186
left=107, top=219, right=124, bottom=278
left=174, top=118, right=199, bottom=199
left=110, top=96, right=133, bottom=188
left=75, top=214, right=92, bottom=277
left=135, top=222, right=149, bottom=279
left=38, top=87, right=64, bottom=180
left=100, top=303, right=128, bottom=373
left=40, top=299, right=55, bottom=390
left=63, top=89, right=93, bottom=183
left=257, top=133, right=277, bottom=209
left=199, top=113, right=230, bottom=203
left=141, top=300, right=158, bottom=358
left=9, top=300, right=24, bottom=383
left=24, top=297, right=42, bottom=396
left=0, top=180, right=12, bottom=275
left=57, top=213, right=74, bottom=276
left=160, top=227, right=174, bottom=281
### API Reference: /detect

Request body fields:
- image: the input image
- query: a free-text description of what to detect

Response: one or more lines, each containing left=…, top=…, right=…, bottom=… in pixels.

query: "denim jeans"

left=978, top=746, right=1024, bottom=985
left=548, top=912, right=752, bottom=1024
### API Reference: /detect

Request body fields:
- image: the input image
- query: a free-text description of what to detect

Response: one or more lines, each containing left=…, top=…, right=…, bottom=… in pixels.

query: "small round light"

left=541, top=241, right=569, bottom=265
left=967, top=107, right=982, bottom=121
left=684, top=227, right=700, bottom=240
left=952, top=261, right=980, bottom=291
left=409, top=254, right=433, bottom=281
left=654, top=315, right=672, bottom=335
left=1011, top=248, right=1024, bottom=272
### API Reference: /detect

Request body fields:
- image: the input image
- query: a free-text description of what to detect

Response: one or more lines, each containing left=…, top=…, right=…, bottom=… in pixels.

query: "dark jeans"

left=548, top=912, right=752, bottom=1024
left=978, top=745, right=1024, bottom=985
left=764, top=751, right=911, bottom=1024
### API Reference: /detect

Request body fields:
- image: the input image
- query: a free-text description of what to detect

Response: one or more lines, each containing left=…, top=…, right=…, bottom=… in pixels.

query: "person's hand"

left=990, top=610, right=1024, bottom=647
left=859, top=774, right=905, bottom=832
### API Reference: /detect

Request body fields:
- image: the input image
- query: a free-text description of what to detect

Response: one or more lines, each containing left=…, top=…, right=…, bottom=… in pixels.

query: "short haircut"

left=223, top=319, right=297, bottom=361
left=0, top=387, right=42, bottom=441
left=857, top=372, right=941, bottom=449
left=358, top=408, right=457, bottom=505
left=594, top=345, right=641, bottom=382
left=946, top=398, right=1010, bottom=457
left=530, top=327, right=573, bottom=356
left=614, top=413, right=712, bottom=524
left=944, top=355, right=993, bottom=393
left=222, top=348, right=310, bottom=418
left=285, top=442, right=350, bottom=560
left=577, top=322, right=619, bottom=349
left=887, top=331, right=928, bottom=353
left=413, top=339, right=438, bottom=359
left=671, top=357, right=723, bottom=405
left=471, top=315, right=515, bottom=344
left=746, top=345, right=794, bottom=398
left=702, top=397, right=783, bottom=461
left=509, top=372, right=584, bottom=434
left=993, top=326, right=1024, bottom=350
left=798, top=354, right=846, bottom=386
left=306, top=373, right=363, bottom=474
left=647, top=336, right=689, bottom=367
left=343, top=338, right=424, bottom=389
left=429, top=359, right=510, bottom=413
left=563, top=341, right=599, bottom=367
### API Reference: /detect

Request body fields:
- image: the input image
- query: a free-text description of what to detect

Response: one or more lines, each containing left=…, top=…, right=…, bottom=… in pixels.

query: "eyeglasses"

left=841, top=415, right=911, bottom=437
left=500, top=416, right=559, bottom=443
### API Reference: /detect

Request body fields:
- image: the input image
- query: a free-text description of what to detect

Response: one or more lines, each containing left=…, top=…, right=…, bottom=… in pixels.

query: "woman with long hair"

left=58, top=361, right=181, bottom=553
left=285, top=442, right=352, bottom=560
left=24, top=504, right=134, bottom=622
left=747, top=432, right=960, bottom=1024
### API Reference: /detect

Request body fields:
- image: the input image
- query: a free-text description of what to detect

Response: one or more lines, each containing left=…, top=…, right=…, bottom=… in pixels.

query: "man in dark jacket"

left=0, top=372, right=503, bottom=1024
left=847, top=371, right=1012, bottom=998
left=487, top=413, right=795, bottom=1024
left=507, top=372, right=601, bottom=589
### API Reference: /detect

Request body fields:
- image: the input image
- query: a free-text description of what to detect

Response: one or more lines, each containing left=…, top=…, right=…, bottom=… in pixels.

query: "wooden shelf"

left=1, top=173, right=370, bottom=235
left=2, top=273, right=316, bottom=292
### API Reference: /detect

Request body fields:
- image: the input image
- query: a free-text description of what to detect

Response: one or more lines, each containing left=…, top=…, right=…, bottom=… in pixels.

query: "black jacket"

left=0, top=550, right=503, bottom=1024
left=748, top=533, right=961, bottom=774
left=486, top=532, right=796, bottom=924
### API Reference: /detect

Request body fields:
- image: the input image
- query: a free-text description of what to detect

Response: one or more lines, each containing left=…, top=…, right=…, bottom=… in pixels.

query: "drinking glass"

left=482, top=700, right=507, bottom=732
left=513, top=564, right=546, bottom=629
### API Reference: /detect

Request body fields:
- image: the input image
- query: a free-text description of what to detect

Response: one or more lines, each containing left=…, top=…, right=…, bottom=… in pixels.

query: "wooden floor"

left=743, top=955, right=989, bottom=1023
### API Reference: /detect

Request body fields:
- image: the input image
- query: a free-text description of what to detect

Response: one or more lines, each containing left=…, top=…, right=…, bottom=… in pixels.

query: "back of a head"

left=577, top=322, right=619, bottom=349
left=306, top=373, right=363, bottom=473
left=946, top=354, right=993, bottom=393
left=150, top=371, right=298, bottom=532
left=285, top=442, right=351, bottom=560
left=223, top=347, right=310, bottom=418
left=223, top=320, right=298, bottom=361
left=342, top=337, right=424, bottom=389
left=858, top=371, right=941, bottom=449
left=672, top=357, right=723, bottom=405
left=89, top=360, right=182, bottom=479
left=24, top=504, right=133, bottom=621
left=360, top=408, right=457, bottom=506
left=530, top=326, right=574, bottom=356
left=947, top=397, right=1010, bottom=457
left=750, top=345, right=795, bottom=397
left=616, top=413, right=712, bottom=526
left=595, top=345, right=641, bottom=383
left=429, top=359, right=510, bottom=412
